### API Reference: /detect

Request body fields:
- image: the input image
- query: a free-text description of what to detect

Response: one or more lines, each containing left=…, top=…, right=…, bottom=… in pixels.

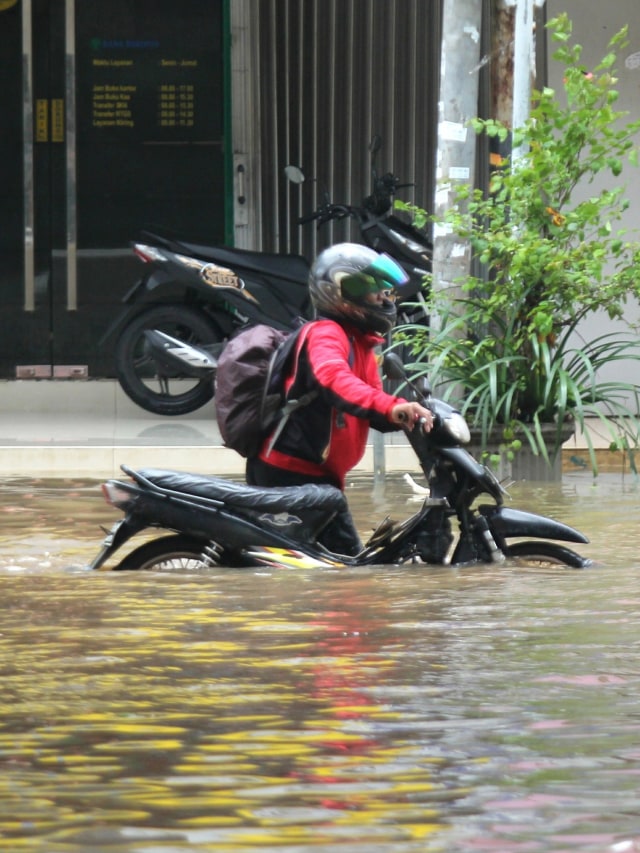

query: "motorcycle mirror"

left=284, top=165, right=305, bottom=184
left=383, top=352, right=433, bottom=397
left=382, top=352, right=406, bottom=381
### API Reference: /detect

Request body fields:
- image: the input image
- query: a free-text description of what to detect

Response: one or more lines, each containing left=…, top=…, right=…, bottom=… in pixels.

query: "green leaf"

left=391, top=15, right=640, bottom=478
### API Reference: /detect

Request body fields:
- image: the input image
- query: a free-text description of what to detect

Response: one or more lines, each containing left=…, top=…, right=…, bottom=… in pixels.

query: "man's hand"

left=390, top=402, right=434, bottom=432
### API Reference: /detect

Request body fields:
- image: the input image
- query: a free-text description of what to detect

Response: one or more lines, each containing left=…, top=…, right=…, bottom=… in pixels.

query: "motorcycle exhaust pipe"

left=143, top=330, right=219, bottom=377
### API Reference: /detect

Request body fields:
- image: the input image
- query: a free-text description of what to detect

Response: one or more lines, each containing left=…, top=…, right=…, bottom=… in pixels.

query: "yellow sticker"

left=36, top=99, right=48, bottom=142
left=51, top=99, right=65, bottom=142
left=200, top=264, right=240, bottom=288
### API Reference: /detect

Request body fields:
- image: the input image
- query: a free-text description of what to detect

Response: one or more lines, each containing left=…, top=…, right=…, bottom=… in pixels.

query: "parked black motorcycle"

left=101, top=137, right=432, bottom=417
left=100, top=235, right=313, bottom=416
left=87, top=354, right=591, bottom=572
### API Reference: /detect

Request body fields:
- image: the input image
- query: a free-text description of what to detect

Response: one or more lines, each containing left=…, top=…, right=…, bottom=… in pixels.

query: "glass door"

left=0, top=0, right=51, bottom=374
left=0, top=0, right=225, bottom=379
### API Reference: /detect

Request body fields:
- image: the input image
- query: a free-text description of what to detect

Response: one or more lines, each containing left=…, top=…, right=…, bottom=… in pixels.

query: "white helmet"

left=309, top=243, right=409, bottom=335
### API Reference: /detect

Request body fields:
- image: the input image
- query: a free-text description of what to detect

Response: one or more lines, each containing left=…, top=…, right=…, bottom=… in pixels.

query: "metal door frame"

left=22, top=0, right=77, bottom=313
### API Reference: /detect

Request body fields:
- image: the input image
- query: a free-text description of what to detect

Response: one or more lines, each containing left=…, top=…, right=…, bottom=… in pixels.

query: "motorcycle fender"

left=127, top=266, right=208, bottom=305
left=121, top=277, right=147, bottom=304
left=98, top=270, right=188, bottom=345
left=98, top=271, right=211, bottom=346
left=98, top=280, right=147, bottom=345
left=87, top=515, right=148, bottom=570
left=483, top=506, right=589, bottom=544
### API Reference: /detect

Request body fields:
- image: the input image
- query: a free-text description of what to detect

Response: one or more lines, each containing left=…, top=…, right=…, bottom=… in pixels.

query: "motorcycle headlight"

left=443, top=413, right=470, bottom=445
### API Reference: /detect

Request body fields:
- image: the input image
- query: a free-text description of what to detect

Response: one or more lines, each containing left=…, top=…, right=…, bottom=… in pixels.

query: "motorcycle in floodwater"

left=101, top=135, right=432, bottom=417
left=87, top=354, right=591, bottom=572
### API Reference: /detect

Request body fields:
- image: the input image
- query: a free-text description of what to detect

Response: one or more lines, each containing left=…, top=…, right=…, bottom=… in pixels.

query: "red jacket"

left=258, top=319, right=405, bottom=489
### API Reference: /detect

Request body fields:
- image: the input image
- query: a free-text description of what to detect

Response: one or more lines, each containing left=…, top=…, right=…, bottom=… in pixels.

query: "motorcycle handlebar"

left=297, top=204, right=356, bottom=227
left=296, top=171, right=414, bottom=227
left=297, top=211, right=321, bottom=225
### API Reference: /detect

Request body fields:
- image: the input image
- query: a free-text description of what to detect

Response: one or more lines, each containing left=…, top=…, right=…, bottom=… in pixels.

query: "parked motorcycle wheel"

left=115, top=304, right=222, bottom=415
left=504, top=541, right=592, bottom=569
left=114, top=535, right=207, bottom=570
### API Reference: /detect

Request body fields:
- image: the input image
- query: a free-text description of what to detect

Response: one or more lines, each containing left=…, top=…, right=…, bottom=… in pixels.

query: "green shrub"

left=396, top=13, right=640, bottom=475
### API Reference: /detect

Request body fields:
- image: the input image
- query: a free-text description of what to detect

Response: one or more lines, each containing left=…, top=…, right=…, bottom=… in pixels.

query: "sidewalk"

left=0, top=379, right=235, bottom=479
left=0, top=379, right=418, bottom=479
left=0, top=379, right=613, bottom=480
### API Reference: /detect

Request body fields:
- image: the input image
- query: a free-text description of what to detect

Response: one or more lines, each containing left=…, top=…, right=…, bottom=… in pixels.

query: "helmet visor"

left=340, top=253, right=410, bottom=299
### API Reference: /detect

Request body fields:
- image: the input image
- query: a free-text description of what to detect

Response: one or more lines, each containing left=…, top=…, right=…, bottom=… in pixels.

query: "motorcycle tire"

left=504, top=540, right=592, bottom=569
left=115, top=304, right=222, bottom=416
left=113, top=535, right=208, bottom=570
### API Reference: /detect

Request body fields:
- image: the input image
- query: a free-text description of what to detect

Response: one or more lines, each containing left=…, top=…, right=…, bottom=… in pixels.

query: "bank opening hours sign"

left=80, top=35, right=221, bottom=144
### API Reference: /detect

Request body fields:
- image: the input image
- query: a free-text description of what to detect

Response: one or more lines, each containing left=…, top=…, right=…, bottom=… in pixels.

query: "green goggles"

left=340, top=253, right=410, bottom=298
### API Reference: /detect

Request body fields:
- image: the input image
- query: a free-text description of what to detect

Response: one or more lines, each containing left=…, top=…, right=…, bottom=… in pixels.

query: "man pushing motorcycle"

left=246, top=242, right=434, bottom=556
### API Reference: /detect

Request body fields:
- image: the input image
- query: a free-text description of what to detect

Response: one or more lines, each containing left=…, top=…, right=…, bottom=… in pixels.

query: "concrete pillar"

left=432, top=0, right=483, bottom=306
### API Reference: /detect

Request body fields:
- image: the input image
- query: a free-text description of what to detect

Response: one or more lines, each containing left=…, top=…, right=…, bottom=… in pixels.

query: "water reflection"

left=1, top=472, right=640, bottom=851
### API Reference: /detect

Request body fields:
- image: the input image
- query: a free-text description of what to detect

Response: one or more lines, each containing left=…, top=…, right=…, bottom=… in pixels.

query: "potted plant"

left=396, top=13, right=640, bottom=477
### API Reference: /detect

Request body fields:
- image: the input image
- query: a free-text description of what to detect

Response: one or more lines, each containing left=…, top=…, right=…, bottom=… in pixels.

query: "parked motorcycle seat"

left=129, top=467, right=347, bottom=514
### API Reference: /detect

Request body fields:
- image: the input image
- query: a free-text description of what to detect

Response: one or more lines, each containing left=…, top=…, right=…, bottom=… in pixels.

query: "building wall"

left=546, top=0, right=640, bottom=391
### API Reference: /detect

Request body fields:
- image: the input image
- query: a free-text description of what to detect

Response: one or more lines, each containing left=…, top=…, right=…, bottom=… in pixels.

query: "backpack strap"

left=264, top=322, right=355, bottom=457
left=264, top=322, right=318, bottom=456
left=264, top=389, right=319, bottom=456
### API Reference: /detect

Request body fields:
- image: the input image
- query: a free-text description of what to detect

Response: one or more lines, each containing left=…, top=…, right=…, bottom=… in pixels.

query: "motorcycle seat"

left=176, top=242, right=310, bottom=282
left=130, top=467, right=347, bottom=514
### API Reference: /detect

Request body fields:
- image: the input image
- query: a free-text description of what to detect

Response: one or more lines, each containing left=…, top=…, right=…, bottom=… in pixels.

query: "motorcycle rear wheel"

left=504, top=541, right=592, bottom=569
left=115, top=304, right=222, bottom=415
left=113, top=535, right=207, bottom=570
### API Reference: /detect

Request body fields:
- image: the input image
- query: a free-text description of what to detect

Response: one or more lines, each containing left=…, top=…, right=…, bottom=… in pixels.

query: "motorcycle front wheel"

left=113, top=535, right=208, bottom=570
left=115, top=304, right=223, bottom=415
left=504, top=541, right=592, bottom=569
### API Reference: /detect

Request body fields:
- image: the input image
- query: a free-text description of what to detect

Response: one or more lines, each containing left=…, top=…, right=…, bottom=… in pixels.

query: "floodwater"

left=1, top=471, right=640, bottom=852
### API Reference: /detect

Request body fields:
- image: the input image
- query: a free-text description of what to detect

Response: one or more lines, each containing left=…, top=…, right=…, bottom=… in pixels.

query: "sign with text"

left=79, top=31, right=220, bottom=143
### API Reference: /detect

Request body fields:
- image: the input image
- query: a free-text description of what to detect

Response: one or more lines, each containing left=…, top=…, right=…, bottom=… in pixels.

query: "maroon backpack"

left=214, top=322, right=316, bottom=458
